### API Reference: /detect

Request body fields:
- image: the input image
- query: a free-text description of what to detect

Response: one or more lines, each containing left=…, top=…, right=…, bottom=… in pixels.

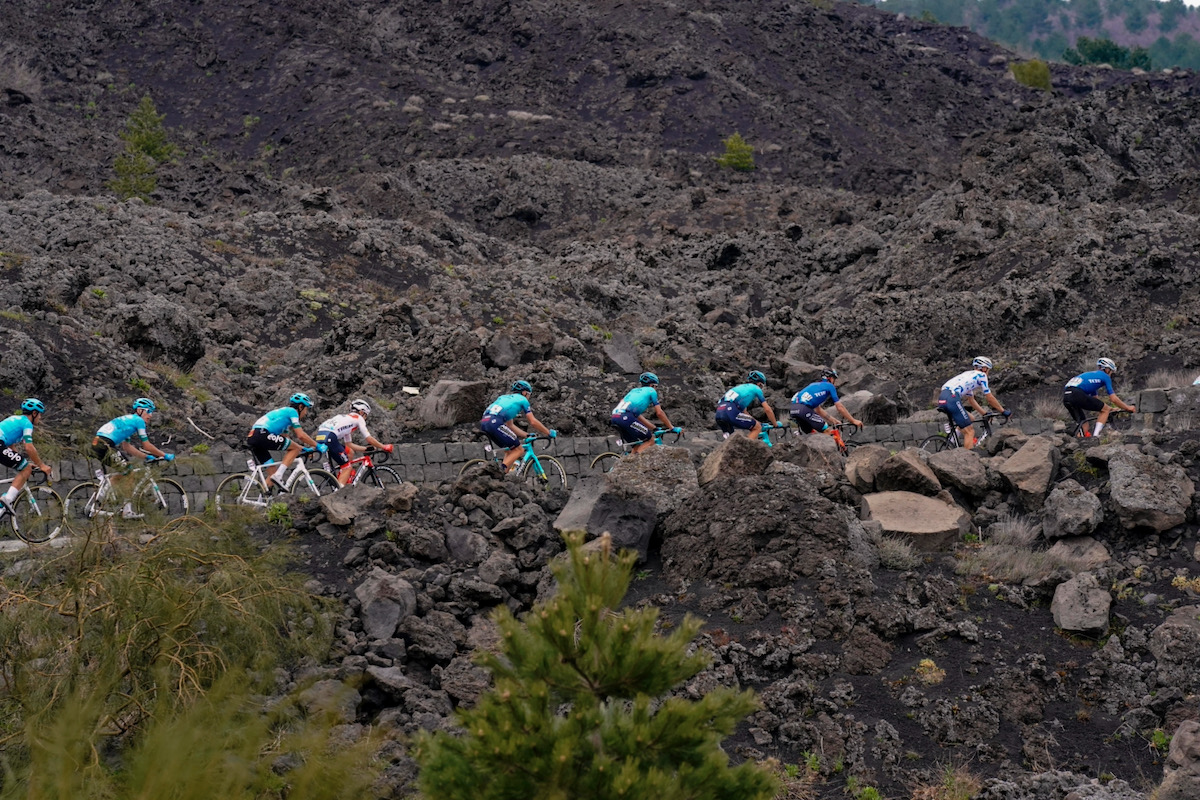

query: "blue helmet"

left=132, top=397, right=157, bottom=413
left=639, top=372, right=659, bottom=386
left=20, top=398, right=44, bottom=414
left=511, top=380, right=532, bottom=393
left=747, top=370, right=767, bottom=385
left=289, top=392, right=313, bottom=408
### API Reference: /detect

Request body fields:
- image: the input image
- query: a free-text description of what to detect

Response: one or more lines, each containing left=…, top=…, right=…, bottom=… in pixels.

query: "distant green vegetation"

left=1011, top=58, right=1053, bottom=89
left=872, top=0, right=1200, bottom=71
left=716, top=132, right=756, bottom=171
left=1064, top=35, right=1152, bottom=68
left=109, top=95, right=179, bottom=202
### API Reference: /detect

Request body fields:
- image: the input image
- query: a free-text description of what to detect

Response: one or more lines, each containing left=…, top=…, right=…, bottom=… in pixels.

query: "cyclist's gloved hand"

left=548, top=429, right=558, bottom=439
left=316, top=443, right=328, bottom=453
left=383, top=444, right=394, bottom=453
left=1002, top=409, right=1012, bottom=418
left=163, top=453, right=175, bottom=462
left=672, top=426, right=682, bottom=434
left=146, top=454, right=156, bottom=463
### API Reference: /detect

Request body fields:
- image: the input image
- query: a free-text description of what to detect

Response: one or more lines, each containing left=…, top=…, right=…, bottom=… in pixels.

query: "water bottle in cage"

left=95, top=468, right=105, bottom=480
left=943, top=422, right=952, bottom=434
left=246, top=458, right=256, bottom=472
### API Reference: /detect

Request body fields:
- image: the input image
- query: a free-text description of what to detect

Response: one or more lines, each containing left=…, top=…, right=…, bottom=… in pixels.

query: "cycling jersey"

left=941, top=370, right=991, bottom=397
left=717, top=383, right=764, bottom=412
left=318, top=412, right=372, bottom=443
left=252, top=407, right=302, bottom=435
left=791, top=380, right=839, bottom=409
left=482, top=393, right=531, bottom=423
left=1064, top=371, right=1114, bottom=396
left=96, top=414, right=149, bottom=445
left=0, top=414, right=34, bottom=447
left=612, top=386, right=660, bottom=417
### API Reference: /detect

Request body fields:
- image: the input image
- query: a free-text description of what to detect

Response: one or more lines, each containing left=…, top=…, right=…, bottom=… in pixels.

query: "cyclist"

left=315, top=399, right=394, bottom=486
left=247, top=393, right=322, bottom=491
left=789, top=368, right=863, bottom=449
left=0, top=398, right=53, bottom=518
left=610, top=372, right=681, bottom=455
left=92, top=398, right=175, bottom=517
left=480, top=379, right=556, bottom=473
left=715, top=370, right=780, bottom=444
left=1063, top=357, right=1137, bottom=437
left=937, top=357, right=1010, bottom=450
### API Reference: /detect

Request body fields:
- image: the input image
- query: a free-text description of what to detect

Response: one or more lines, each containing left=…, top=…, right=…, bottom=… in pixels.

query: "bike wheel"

left=133, top=478, right=189, bottom=520
left=519, top=456, right=568, bottom=491
left=291, top=469, right=340, bottom=503
left=458, top=458, right=491, bottom=476
left=367, top=465, right=402, bottom=487
left=13, top=486, right=65, bottom=543
left=215, top=473, right=266, bottom=515
left=919, top=435, right=952, bottom=453
left=590, top=453, right=622, bottom=473
left=64, top=482, right=105, bottom=526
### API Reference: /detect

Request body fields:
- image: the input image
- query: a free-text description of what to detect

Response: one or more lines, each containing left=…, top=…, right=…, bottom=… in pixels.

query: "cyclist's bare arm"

left=833, top=401, right=863, bottom=428
left=1106, top=392, right=1137, bottom=413
left=761, top=401, right=778, bottom=426
left=24, top=443, right=51, bottom=473
left=523, top=412, right=551, bottom=438
left=653, top=406, right=674, bottom=430
left=817, top=406, right=839, bottom=426
left=966, top=396, right=986, bottom=417
left=293, top=428, right=318, bottom=448
left=365, top=436, right=389, bottom=450
left=984, top=394, right=1005, bottom=413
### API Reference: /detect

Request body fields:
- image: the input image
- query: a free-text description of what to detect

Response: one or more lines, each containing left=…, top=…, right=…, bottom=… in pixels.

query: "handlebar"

left=981, top=411, right=1012, bottom=426
left=522, top=434, right=557, bottom=450
left=361, top=447, right=392, bottom=464
left=652, top=427, right=684, bottom=444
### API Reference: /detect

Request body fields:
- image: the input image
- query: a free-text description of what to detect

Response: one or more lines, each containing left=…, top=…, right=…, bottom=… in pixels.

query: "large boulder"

left=606, top=446, right=699, bottom=517
left=926, top=448, right=989, bottom=496
left=845, top=444, right=891, bottom=493
left=860, top=491, right=969, bottom=551
left=997, top=435, right=1059, bottom=510
left=1109, top=450, right=1194, bottom=532
left=483, top=324, right=555, bottom=367
left=874, top=449, right=941, bottom=495
left=1046, top=536, right=1111, bottom=570
left=1158, top=721, right=1200, bottom=800
left=1050, top=572, right=1111, bottom=636
left=697, top=435, right=774, bottom=486
left=354, top=567, right=418, bottom=641
left=1149, top=606, right=1200, bottom=693
left=419, top=379, right=489, bottom=427
left=857, top=393, right=899, bottom=425
left=552, top=474, right=660, bottom=563
left=1042, top=479, right=1104, bottom=540
left=0, top=331, right=56, bottom=397
left=602, top=331, right=642, bottom=374
left=107, top=296, right=207, bottom=369
left=776, top=432, right=843, bottom=472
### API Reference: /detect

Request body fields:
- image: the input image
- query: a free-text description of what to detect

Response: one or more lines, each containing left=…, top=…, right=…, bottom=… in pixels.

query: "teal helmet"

left=639, top=372, right=659, bottom=386
left=747, top=370, right=767, bottom=385
left=20, top=398, right=44, bottom=414
left=132, top=397, right=157, bottom=412
left=511, top=380, right=532, bottom=393
left=289, top=392, right=313, bottom=408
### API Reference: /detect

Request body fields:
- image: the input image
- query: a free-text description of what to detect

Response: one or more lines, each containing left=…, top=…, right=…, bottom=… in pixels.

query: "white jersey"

left=318, top=412, right=371, bottom=443
left=941, top=370, right=991, bottom=397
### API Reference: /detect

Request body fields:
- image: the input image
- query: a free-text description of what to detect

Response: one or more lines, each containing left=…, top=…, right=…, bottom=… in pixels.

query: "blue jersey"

left=612, top=386, right=660, bottom=417
left=1066, top=371, right=1114, bottom=396
left=252, top=407, right=302, bottom=435
left=0, top=415, right=34, bottom=447
left=791, top=380, right=839, bottom=409
left=718, top=383, right=764, bottom=411
left=97, top=414, right=148, bottom=445
left=483, top=393, right=531, bottom=422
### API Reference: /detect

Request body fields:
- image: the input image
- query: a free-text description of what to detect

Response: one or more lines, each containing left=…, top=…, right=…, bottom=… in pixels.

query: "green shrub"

left=266, top=501, right=292, bottom=527
left=109, top=95, right=178, bottom=202
left=1063, top=37, right=1151, bottom=70
left=1011, top=59, right=1052, bottom=90
left=716, top=132, right=756, bottom=171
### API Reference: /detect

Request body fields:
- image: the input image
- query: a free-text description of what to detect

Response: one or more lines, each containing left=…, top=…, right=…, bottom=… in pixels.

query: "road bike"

left=1069, top=408, right=1132, bottom=438
left=0, top=470, right=64, bottom=544
left=214, top=450, right=339, bottom=514
left=330, top=447, right=401, bottom=487
left=790, top=422, right=862, bottom=456
left=459, top=434, right=567, bottom=491
left=920, top=410, right=1010, bottom=452
left=65, top=457, right=189, bottom=524
left=590, top=427, right=684, bottom=473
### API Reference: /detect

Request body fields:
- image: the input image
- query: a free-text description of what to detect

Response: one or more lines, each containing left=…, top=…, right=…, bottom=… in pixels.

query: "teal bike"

left=590, top=427, right=684, bottom=472
left=459, top=434, right=567, bottom=491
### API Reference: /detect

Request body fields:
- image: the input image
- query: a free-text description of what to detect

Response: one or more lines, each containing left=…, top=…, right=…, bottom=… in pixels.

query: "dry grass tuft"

left=0, top=52, right=43, bottom=100
left=1031, top=391, right=1069, bottom=421
left=911, top=762, right=983, bottom=800
left=1145, top=368, right=1197, bottom=390
left=872, top=529, right=922, bottom=571
left=957, top=513, right=1092, bottom=584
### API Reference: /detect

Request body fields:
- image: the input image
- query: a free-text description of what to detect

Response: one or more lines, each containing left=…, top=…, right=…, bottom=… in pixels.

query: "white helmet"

left=972, top=356, right=993, bottom=370
left=350, top=399, right=372, bottom=416
left=1097, top=357, right=1117, bottom=373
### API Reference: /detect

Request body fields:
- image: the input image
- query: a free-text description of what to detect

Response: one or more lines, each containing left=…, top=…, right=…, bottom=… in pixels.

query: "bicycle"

left=0, top=470, right=64, bottom=544
left=459, top=434, right=567, bottom=491
left=590, top=427, right=684, bottom=473
left=65, top=457, right=189, bottom=524
left=1069, top=408, right=1132, bottom=438
left=331, top=447, right=402, bottom=487
left=919, top=410, right=1011, bottom=452
left=214, top=449, right=339, bottom=514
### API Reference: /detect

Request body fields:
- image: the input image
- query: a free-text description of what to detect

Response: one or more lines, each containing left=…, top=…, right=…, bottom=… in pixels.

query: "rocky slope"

left=4, top=0, right=1200, bottom=796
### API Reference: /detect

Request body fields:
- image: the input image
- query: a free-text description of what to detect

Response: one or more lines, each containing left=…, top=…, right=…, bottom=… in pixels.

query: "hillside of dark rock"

left=4, top=0, right=1200, bottom=796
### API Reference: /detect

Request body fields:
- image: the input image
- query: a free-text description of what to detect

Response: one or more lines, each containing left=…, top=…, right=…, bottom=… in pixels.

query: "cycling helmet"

left=972, top=356, right=993, bottom=371
left=289, top=392, right=313, bottom=408
left=639, top=372, right=660, bottom=386
left=748, top=370, right=767, bottom=385
left=821, top=367, right=839, bottom=380
left=1097, top=357, right=1117, bottom=373
left=350, top=398, right=372, bottom=416
left=132, top=397, right=157, bottom=413
left=511, top=379, right=533, bottom=393
left=20, top=398, right=44, bottom=414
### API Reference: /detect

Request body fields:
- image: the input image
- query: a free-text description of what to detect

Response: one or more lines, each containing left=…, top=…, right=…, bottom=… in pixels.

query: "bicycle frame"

left=241, top=456, right=320, bottom=501
left=612, top=427, right=683, bottom=454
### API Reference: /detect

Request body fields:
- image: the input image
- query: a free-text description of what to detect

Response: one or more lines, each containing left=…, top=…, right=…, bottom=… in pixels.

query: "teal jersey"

left=718, top=383, right=764, bottom=411
left=97, top=414, right=148, bottom=445
left=0, top=414, right=33, bottom=447
left=612, top=386, right=660, bottom=416
left=483, top=393, right=532, bottom=422
left=252, top=407, right=302, bottom=435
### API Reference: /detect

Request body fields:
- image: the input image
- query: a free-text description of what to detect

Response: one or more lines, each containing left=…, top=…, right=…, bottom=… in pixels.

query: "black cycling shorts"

left=1062, top=386, right=1104, bottom=423
left=91, top=437, right=128, bottom=471
left=789, top=404, right=828, bottom=434
left=247, top=428, right=289, bottom=465
left=315, top=430, right=349, bottom=467
left=0, top=446, right=28, bottom=471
